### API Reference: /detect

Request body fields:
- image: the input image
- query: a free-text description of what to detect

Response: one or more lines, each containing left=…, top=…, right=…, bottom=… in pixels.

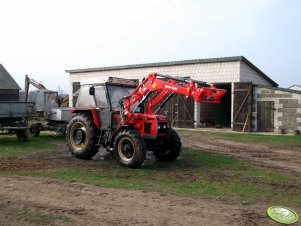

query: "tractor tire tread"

left=154, top=128, right=182, bottom=161
left=114, top=128, right=146, bottom=168
left=66, top=113, right=98, bottom=159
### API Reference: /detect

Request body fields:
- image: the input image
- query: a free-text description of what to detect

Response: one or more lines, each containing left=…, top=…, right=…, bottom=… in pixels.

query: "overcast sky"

left=0, top=0, right=300, bottom=91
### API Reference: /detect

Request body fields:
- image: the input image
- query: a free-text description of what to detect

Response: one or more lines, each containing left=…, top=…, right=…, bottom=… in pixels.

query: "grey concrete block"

left=279, top=99, right=299, bottom=108
left=279, top=121, right=297, bottom=130
left=283, top=112, right=298, bottom=117
left=274, top=93, right=293, bottom=98
left=257, top=94, right=275, bottom=98
left=261, top=89, right=275, bottom=94
left=278, top=108, right=297, bottom=113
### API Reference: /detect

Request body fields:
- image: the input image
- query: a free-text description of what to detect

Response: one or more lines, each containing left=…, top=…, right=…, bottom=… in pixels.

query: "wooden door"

left=158, top=94, right=194, bottom=128
left=257, top=101, right=274, bottom=132
left=233, top=82, right=253, bottom=132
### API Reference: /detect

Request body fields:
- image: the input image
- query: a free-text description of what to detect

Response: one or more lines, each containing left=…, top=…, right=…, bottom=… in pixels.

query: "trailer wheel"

left=114, top=129, right=147, bottom=168
left=16, top=129, right=29, bottom=142
left=154, top=128, right=182, bottom=161
left=66, top=113, right=98, bottom=159
left=30, top=124, right=40, bottom=137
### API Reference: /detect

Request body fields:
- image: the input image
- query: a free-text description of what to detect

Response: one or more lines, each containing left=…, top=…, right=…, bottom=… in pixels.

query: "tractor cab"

left=75, top=76, right=139, bottom=129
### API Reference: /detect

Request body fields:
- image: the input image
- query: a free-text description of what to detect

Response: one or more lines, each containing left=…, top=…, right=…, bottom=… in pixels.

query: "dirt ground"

left=0, top=131, right=300, bottom=225
left=0, top=176, right=274, bottom=226
left=179, top=130, right=301, bottom=176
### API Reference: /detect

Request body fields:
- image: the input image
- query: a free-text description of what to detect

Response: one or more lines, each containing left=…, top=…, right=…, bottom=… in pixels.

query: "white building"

left=289, top=85, right=301, bottom=91
left=66, top=56, right=278, bottom=130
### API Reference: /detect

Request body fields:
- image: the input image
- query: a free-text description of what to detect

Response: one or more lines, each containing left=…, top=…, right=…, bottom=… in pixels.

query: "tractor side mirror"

left=89, top=87, right=95, bottom=95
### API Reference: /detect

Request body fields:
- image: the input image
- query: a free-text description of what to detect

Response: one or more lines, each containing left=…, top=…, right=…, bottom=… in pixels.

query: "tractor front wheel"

left=114, top=129, right=147, bottom=168
left=153, top=128, right=182, bottom=161
left=30, top=124, right=40, bottom=137
left=66, top=113, right=99, bottom=159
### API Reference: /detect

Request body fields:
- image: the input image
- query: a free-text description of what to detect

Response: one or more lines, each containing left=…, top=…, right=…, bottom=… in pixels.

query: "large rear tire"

left=153, top=128, right=182, bottom=161
left=114, top=129, right=147, bottom=168
left=66, top=113, right=99, bottom=159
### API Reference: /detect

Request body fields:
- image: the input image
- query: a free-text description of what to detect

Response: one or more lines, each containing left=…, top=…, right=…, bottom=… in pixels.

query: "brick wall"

left=252, top=87, right=301, bottom=134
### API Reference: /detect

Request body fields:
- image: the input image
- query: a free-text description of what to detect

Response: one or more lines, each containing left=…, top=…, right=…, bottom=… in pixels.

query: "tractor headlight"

left=163, top=124, right=167, bottom=129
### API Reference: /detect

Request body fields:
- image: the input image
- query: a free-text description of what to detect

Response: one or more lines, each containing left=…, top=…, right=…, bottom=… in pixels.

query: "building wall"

left=240, top=62, right=272, bottom=86
left=252, top=87, right=301, bottom=134
left=67, top=60, right=276, bottom=130
left=68, top=61, right=241, bottom=107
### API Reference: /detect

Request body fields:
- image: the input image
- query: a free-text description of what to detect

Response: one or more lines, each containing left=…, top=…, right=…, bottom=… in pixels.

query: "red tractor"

left=67, top=73, right=226, bottom=168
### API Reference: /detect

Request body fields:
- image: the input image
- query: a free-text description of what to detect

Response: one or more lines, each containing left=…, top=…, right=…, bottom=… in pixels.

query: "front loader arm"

left=121, top=73, right=226, bottom=123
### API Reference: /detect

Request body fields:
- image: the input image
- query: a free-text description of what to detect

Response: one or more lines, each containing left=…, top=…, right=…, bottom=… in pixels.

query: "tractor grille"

left=157, top=122, right=168, bottom=134
left=144, top=122, right=152, bottom=134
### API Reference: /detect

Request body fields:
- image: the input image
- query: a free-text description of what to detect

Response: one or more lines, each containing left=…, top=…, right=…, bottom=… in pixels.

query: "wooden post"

left=242, top=114, right=250, bottom=132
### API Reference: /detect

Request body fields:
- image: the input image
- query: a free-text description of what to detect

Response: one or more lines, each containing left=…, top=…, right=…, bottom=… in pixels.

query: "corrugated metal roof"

left=65, top=56, right=278, bottom=87
left=0, top=64, right=21, bottom=90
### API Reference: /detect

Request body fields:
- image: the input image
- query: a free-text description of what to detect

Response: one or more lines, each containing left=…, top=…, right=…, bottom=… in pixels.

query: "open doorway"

left=199, top=83, right=231, bottom=128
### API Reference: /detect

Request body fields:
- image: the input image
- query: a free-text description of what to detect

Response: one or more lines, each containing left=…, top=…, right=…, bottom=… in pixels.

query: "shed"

left=66, top=56, right=278, bottom=130
left=253, top=86, right=301, bottom=134
left=289, top=85, right=301, bottom=91
left=0, top=64, right=21, bottom=101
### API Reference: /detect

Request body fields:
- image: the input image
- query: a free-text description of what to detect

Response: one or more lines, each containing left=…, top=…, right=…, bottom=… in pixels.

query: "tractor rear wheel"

left=153, top=128, right=182, bottom=161
left=114, top=129, right=147, bottom=168
left=66, top=113, right=99, bottom=159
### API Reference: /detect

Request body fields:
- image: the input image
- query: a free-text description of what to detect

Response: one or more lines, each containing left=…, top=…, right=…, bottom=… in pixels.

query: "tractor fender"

left=70, top=108, right=100, bottom=129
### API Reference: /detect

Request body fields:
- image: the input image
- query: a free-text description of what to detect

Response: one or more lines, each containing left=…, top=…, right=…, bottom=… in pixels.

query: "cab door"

left=94, top=86, right=111, bottom=129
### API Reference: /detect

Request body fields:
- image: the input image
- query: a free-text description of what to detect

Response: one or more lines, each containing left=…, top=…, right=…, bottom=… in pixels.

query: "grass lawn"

left=1, top=131, right=300, bottom=208
left=0, top=133, right=65, bottom=157
left=177, top=129, right=301, bottom=145
left=213, top=132, right=301, bottom=144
